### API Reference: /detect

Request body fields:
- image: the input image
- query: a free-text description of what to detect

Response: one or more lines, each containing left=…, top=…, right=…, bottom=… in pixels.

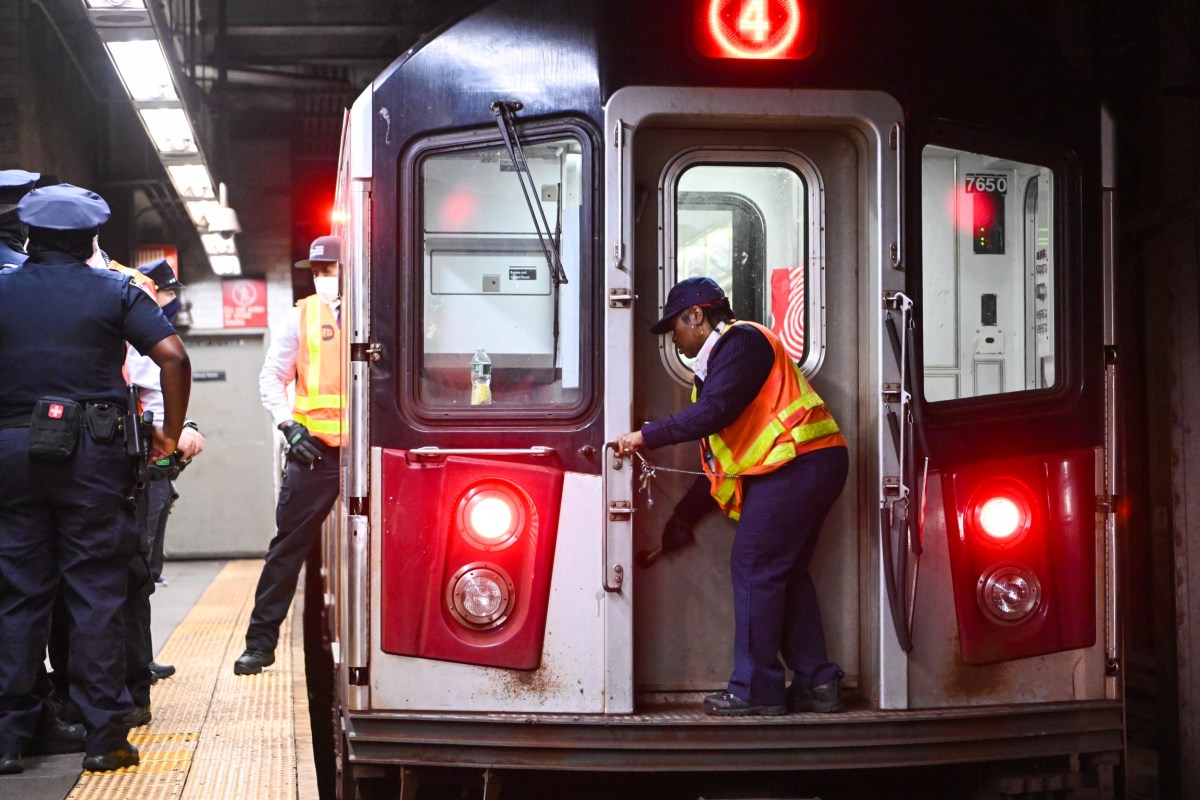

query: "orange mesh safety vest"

left=294, top=295, right=345, bottom=447
left=697, top=320, right=846, bottom=520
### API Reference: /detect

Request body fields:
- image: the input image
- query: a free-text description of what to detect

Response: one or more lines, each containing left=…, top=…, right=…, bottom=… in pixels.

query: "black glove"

left=281, top=421, right=322, bottom=463
left=661, top=513, right=696, bottom=553
left=659, top=476, right=716, bottom=554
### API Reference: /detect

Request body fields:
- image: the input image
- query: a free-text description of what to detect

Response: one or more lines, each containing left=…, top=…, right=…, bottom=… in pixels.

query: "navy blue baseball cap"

left=0, top=170, right=40, bottom=204
left=650, top=276, right=729, bottom=334
left=138, top=258, right=185, bottom=292
left=17, top=184, right=110, bottom=231
left=295, top=234, right=340, bottom=269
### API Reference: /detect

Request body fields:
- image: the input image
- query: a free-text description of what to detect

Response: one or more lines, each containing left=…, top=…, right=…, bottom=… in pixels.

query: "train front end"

left=321, top=1, right=1124, bottom=796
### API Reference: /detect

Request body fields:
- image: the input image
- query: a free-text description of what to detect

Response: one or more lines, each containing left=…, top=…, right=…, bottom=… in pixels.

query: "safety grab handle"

left=409, top=446, right=555, bottom=457
left=601, top=442, right=630, bottom=592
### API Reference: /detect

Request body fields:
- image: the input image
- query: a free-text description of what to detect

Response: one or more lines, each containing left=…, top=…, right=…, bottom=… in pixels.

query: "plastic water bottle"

left=470, top=348, right=492, bottom=405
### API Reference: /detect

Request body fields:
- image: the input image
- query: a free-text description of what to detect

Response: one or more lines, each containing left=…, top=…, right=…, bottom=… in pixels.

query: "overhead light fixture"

left=185, top=199, right=223, bottom=228
left=202, top=233, right=237, bottom=255
left=167, top=164, right=215, bottom=200
left=84, top=0, right=242, bottom=279
left=139, top=108, right=198, bottom=154
left=105, top=40, right=176, bottom=101
left=209, top=255, right=242, bottom=276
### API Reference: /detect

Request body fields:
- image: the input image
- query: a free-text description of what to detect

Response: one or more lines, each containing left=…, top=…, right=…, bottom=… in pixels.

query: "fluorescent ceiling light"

left=202, top=233, right=237, bottom=255
left=106, top=40, right=176, bottom=102
left=209, top=255, right=242, bottom=276
left=86, top=0, right=147, bottom=8
left=139, top=108, right=197, bottom=154
left=185, top=199, right=223, bottom=228
left=167, top=164, right=214, bottom=200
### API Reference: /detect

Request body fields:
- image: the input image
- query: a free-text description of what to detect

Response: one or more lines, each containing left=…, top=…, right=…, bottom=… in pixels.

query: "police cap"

left=295, top=234, right=340, bottom=269
left=17, top=184, right=111, bottom=231
left=138, top=258, right=185, bottom=292
left=650, top=276, right=730, bottom=334
left=0, top=169, right=40, bottom=205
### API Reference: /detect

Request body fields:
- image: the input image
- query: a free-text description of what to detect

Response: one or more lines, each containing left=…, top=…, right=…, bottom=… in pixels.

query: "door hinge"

left=609, top=500, right=633, bottom=521
left=351, top=342, right=382, bottom=362
left=609, top=288, right=634, bottom=308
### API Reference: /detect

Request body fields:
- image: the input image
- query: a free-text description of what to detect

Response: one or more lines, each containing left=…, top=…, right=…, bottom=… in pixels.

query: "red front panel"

left=942, top=449, right=1096, bottom=665
left=380, top=450, right=563, bottom=670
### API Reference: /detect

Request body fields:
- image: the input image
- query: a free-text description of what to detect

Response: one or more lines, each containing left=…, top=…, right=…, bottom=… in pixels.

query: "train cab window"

left=415, top=133, right=589, bottom=416
left=663, top=152, right=824, bottom=382
left=920, top=145, right=1056, bottom=401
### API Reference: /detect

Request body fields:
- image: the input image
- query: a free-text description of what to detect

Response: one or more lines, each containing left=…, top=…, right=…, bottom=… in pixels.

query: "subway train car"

left=316, top=0, right=1121, bottom=796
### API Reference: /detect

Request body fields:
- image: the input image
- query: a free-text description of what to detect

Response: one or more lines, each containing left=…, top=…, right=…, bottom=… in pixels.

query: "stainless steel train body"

left=318, top=0, right=1121, bottom=796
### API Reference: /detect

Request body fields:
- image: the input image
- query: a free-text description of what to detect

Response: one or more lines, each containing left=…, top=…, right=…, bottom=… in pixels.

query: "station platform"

left=0, top=560, right=318, bottom=800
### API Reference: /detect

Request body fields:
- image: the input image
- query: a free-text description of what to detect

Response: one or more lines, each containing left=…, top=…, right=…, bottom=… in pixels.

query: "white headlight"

left=977, top=563, right=1042, bottom=624
left=447, top=564, right=514, bottom=629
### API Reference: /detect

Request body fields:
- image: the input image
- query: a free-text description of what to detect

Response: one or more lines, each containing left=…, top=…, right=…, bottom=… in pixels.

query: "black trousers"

left=124, top=478, right=172, bottom=708
left=0, top=429, right=136, bottom=755
left=245, top=443, right=339, bottom=653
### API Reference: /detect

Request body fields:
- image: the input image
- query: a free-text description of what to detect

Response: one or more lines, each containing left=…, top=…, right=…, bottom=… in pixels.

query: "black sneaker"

left=702, top=691, right=787, bottom=717
left=233, top=649, right=275, bottom=675
left=149, top=662, right=176, bottom=681
left=29, top=714, right=86, bottom=755
left=120, top=706, right=152, bottom=727
left=82, top=743, right=139, bottom=772
left=787, top=673, right=844, bottom=713
left=0, top=753, right=22, bottom=775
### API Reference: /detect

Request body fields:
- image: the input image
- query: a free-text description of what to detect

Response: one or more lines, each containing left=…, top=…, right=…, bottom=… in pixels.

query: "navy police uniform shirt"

left=0, top=252, right=176, bottom=414
left=0, top=241, right=26, bottom=269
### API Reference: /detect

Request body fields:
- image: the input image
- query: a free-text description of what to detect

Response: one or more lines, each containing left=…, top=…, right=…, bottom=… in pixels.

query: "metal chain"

left=632, top=451, right=739, bottom=508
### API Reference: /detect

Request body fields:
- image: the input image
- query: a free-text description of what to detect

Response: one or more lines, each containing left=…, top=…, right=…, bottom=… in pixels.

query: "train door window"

left=920, top=145, right=1056, bottom=402
left=661, top=150, right=824, bottom=384
left=414, top=130, right=591, bottom=417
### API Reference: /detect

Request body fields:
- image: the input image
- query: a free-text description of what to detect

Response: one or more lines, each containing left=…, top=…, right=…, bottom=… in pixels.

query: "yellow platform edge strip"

left=68, top=560, right=318, bottom=800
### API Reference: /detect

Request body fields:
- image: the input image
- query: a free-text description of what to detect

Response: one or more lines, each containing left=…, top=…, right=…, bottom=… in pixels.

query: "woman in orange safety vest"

left=617, top=276, right=849, bottom=718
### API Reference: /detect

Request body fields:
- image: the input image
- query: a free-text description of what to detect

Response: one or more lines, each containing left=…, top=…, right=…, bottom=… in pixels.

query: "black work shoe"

left=233, top=649, right=275, bottom=675
left=149, top=662, right=176, bottom=681
left=0, top=753, right=22, bottom=775
left=787, top=674, right=844, bottom=713
left=82, top=743, right=139, bottom=772
left=120, top=706, right=152, bottom=727
left=702, top=691, right=787, bottom=717
left=29, top=715, right=86, bottom=755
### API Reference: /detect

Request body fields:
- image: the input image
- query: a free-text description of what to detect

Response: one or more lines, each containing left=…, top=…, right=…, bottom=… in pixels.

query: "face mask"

left=161, top=297, right=180, bottom=324
left=313, top=276, right=340, bottom=304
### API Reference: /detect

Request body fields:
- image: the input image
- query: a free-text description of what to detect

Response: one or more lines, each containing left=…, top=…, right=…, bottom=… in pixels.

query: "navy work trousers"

left=245, top=442, right=339, bottom=653
left=0, top=428, right=136, bottom=755
left=726, top=445, right=849, bottom=706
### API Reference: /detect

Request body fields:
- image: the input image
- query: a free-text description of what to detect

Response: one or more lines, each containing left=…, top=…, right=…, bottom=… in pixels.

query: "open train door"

left=607, top=87, right=905, bottom=708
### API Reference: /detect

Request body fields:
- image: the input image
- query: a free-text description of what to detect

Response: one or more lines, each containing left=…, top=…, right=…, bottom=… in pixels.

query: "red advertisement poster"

left=222, top=278, right=268, bottom=328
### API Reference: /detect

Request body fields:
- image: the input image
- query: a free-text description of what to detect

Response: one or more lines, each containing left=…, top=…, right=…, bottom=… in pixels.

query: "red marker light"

left=457, top=482, right=527, bottom=551
left=469, top=495, right=515, bottom=542
left=978, top=496, right=1022, bottom=540
left=695, top=0, right=816, bottom=60
left=970, top=483, right=1032, bottom=545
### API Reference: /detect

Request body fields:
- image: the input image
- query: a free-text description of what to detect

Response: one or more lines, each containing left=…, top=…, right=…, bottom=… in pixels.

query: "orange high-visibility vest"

left=697, top=320, right=845, bottom=519
left=294, top=295, right=345, bottom=447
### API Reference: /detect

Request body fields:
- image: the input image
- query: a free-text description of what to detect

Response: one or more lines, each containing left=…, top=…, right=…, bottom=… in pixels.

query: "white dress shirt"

left=259, top=296, right=340, bottom=428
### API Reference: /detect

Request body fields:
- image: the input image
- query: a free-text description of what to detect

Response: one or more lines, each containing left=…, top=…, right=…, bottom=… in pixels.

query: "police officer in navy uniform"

left=0, top=184, right=190, bottom=774
left=0, top=170, right=39, bottom=268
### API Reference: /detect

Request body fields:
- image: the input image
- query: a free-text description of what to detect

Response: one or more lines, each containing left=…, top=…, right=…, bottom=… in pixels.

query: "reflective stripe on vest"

left=294, top=295, right=345, bottom=447
left=697, top=320, right=844, bottom=519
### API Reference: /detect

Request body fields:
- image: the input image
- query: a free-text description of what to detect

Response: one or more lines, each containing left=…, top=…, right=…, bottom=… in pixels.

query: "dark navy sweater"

left=641, top=324, right=775, bottom=450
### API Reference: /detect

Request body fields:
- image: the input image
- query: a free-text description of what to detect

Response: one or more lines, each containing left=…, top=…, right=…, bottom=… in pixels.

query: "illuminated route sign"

left=695, top=0, right=816, bottom=60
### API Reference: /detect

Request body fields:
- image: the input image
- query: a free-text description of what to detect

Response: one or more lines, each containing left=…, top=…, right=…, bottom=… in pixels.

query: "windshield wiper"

left=490, top=100, right=568, bottom=286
